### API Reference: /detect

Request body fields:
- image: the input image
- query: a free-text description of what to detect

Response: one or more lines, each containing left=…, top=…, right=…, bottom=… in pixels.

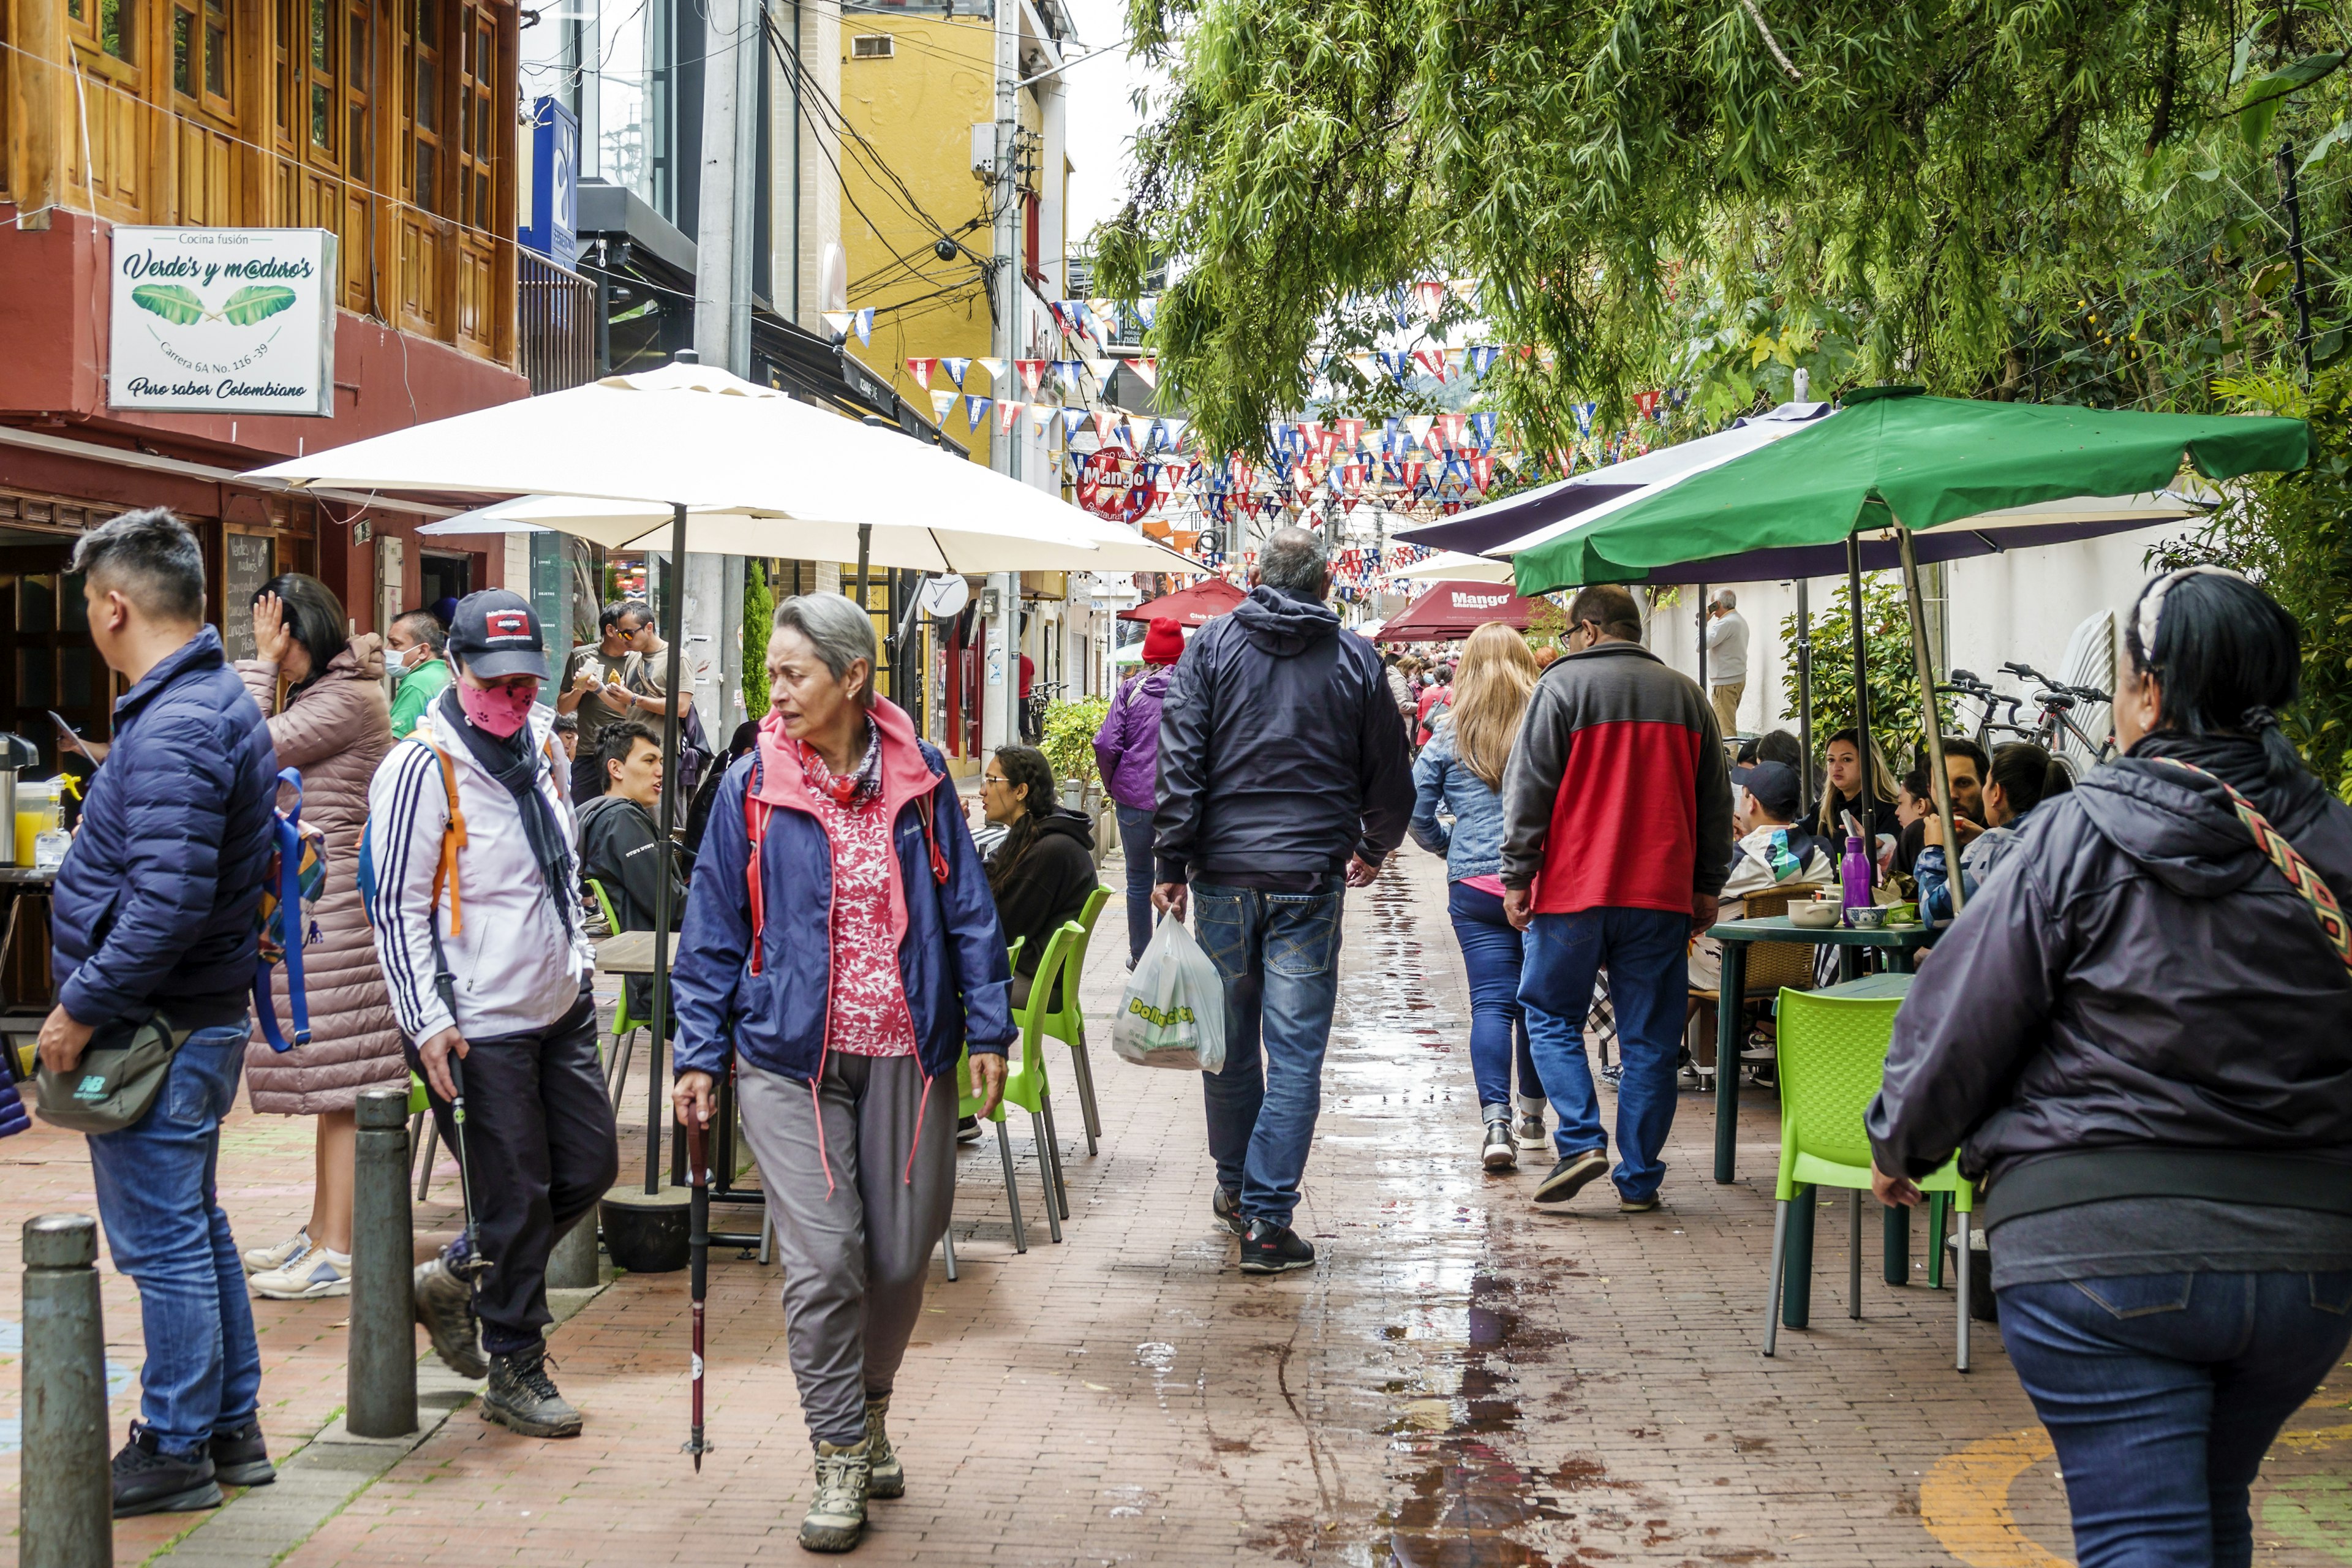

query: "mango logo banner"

left=108, top=227, right=337, bottom=417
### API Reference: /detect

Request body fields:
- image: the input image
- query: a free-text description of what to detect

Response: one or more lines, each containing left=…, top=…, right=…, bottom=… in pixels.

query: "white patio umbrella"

left=246, top=352, right=1189, bottom=1194
left=1396, top=548, right=1511, bottom=584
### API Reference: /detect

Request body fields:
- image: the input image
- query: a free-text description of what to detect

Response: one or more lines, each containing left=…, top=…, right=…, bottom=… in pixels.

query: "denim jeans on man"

left=86, top=1024, right=263, bottom=1457
left=1518, top=908, right=1689, bottom=1200
left=1194, top=878, right=1344, bottom=1227
left=1116, top=804, right=1157, bottom=965
left=1447, top=881, right=1542, bottom=1115
left=1998, top=1269, right=2352, bottom=1568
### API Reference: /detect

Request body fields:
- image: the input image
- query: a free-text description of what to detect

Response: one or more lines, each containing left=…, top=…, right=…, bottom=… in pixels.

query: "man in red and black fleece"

left=1500, top=582, right=1733, bottom=1213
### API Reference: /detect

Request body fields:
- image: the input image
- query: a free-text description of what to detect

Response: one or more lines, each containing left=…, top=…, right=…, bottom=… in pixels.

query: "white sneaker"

left=251, top=1246, right=351, bottom=1300
left=241, top=1229, right=311, bottom=1277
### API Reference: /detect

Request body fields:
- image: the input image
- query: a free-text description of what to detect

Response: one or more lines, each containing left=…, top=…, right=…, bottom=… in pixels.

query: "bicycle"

left=2000, top=662, right=2118, bottom=772
left=1938, top=669, right=2036, bottom=749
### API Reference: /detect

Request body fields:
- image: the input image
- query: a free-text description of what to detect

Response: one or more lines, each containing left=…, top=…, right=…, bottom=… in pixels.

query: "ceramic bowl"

left=1844, top=905, right=1887, bottom=930
left=1789, top=903, right=1841, bottom=930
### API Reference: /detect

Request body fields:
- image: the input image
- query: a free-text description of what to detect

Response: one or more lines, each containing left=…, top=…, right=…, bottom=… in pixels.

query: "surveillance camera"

left=933, top=238, right=959, bottom=262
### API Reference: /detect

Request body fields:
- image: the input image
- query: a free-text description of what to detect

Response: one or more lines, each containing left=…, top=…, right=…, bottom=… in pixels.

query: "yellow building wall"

left=837, top=15, right=1038, bottom=466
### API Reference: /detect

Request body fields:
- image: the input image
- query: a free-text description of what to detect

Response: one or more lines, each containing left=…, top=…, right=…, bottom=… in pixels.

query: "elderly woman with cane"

left=670, top=592, right=1012, bottom=1554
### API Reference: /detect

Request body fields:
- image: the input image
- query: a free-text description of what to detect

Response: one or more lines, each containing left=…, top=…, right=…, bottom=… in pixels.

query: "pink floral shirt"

left=800, top=745, right=918, bottom=1058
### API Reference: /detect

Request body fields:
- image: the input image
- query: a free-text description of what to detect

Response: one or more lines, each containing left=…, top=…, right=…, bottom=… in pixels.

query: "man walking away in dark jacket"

left=1500, top=584, right=1733, bottom=1214
left=1153, top=527, right=1414, bottom=1275
left=578, top=719, right=685, bottom=1023
left=43, top=510, right=281, bottom=1515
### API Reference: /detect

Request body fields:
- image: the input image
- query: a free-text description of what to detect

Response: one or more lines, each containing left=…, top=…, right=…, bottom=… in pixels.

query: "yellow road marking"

left=1921, top=1430, right=2070, bottom=1568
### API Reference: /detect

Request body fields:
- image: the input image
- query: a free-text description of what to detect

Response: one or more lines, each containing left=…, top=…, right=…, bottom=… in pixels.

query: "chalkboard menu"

left=222, top=532, right=275, bottom=662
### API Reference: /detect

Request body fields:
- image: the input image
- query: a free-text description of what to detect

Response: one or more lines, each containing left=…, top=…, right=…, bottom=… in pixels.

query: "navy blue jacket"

left=670, top=701, right=1014, bottom=1084
left=52, top=627, right=278, bottom=1030
left=1152, top=584, right=1414, bottom=883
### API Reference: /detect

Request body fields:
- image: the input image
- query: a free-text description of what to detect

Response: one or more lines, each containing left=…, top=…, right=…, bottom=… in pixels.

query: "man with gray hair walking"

left=1153, top=527, right=1414, bottom=1274
left=1705, top=589, right=1748, bottom=737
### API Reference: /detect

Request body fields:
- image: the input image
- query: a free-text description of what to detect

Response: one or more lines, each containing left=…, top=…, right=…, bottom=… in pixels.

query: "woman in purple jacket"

left=1093, top=616, right=1185, bottom=962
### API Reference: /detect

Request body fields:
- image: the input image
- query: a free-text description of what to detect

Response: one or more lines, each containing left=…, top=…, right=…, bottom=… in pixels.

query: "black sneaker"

left=1480, top=1121, right=1517, bottom=1171
left=208, top=1420, right=276, bottom=1487
left=1238, top=1219, right=1316, bottom=1275
left=112, top=1422, right=222, bottom=1517
left=413, top=1256, right=488, bottom=1379
left=1212, top=1186, right=1248, bottom=1238
left=956, top=1114, right=982, bottom=1144
left=1533, top=1149, right=1610, bottom=1206
left=481, top=1343, right=584, bottom=1438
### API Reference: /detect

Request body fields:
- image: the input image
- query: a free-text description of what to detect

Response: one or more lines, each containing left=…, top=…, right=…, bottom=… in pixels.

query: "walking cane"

left=684, top=1114, right=711, bottom=1470
left=445, top=1050, right=491, bottom=1280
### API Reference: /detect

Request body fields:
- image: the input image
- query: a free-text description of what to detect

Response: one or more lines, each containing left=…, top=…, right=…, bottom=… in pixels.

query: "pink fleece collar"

left=750, top=698, right=940, bottom=951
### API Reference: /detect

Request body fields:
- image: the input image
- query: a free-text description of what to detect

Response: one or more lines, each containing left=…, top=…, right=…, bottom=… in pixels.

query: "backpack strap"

left=2155, top=758, right=2351, bottom=972
left=744, top=750, right=772, bottom=977
left=419, top=738, right=468, bottom=936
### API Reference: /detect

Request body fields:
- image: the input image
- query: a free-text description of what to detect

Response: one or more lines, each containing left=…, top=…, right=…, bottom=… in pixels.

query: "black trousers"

left=407, top=989, right=619, bottom=1354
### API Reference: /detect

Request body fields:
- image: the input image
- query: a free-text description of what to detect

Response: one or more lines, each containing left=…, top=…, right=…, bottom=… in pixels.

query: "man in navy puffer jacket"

left=42, top=510, right=279, bottom=1517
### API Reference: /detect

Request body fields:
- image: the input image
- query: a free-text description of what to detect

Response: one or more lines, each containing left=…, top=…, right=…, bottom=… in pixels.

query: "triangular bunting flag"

left=978, top=358, right=1008, bottom=383
left=1466, top=345, right=1500, bottom=380
left=821, top=311, right=853, bottom=341
left=907, top=358, right=937, bottom=391
left=998, top=400, right=1023, bottom=436
left=941, top=357, right=973, bottom=390
left=929, top=388, right=956, bottom=420
left=1414, top=280, right=1447, bottom=320
left=1135, top=296, right=1159, bottom=328
left=852, top=309, right=875, bottom=345
left=963, top=394, right=992, bottom=429
left=1015, top=360, right=1045, bottom=397
left=1130, top=357, right=1158, bottom=386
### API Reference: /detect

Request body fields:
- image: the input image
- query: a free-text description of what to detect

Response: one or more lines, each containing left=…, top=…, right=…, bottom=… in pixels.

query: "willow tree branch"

left=1736, top=0, right=1803, bottom=83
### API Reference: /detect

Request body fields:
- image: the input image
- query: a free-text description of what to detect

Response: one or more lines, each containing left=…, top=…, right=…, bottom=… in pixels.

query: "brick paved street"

left=3, top=846, right=2349, bottom=1566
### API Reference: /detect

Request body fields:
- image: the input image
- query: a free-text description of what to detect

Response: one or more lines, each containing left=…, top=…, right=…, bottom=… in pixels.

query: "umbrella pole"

left=853, top=522, right=871, bottom=612
left=1796, top=578, right=1814, bottom=803
left=646, top=500, right=688, bottom=1194
left=1896, top=527, right=1964, bottom=914
left=1696, top=579, right=1709, bottom=695
left=1846, top=532, right=1871, bottom=792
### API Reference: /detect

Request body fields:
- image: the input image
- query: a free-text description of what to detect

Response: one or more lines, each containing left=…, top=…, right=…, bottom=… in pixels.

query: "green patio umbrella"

left=1512, top=386, right=2310, bottom=911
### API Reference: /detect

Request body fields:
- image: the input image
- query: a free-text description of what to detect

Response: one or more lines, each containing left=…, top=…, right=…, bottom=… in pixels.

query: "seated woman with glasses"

left=978, top=745, right=1099, bottom=1011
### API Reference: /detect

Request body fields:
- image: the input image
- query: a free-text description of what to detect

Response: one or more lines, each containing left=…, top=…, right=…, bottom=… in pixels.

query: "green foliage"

left=131, top=284, right=205, bottom=325
left=741, top=563, right=773, bottom=718
left=2155, top=364, right=2352, bottom=797
left=1104, top=0, right=2352, bottom=457
left=1041, top=696, right=1112, bottom=791
left=1778, top=577, right=1953, bottom=772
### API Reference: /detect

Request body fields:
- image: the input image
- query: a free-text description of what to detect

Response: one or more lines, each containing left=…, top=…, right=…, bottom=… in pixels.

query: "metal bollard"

left=21, top=1213, right=111, bottom=1568
left=544, top=1211, right=599, bottom=1290
left=348, top=1087, right=418, bottom=1438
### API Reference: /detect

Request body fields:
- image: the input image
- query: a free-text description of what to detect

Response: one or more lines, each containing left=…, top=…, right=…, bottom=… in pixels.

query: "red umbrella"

left=1371, top=580, right=1546, bottom=643
left=1116, top=577, right=1246, bottom=627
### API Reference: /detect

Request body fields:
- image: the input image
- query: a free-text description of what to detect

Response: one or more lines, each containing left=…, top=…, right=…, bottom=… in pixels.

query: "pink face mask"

left=456, top=680, right=538, bottom=737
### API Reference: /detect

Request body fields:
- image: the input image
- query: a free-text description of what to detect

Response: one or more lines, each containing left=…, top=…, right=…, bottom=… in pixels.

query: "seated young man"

left=1893, top=737, right=1988, bottom=878
left=576, top=720, right=685, bottom=1023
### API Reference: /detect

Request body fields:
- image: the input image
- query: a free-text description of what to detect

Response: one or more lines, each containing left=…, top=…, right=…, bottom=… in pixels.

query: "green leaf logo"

left=220, top=285, right=298, bottom=325
left=130, top=283, right=206, bottom=325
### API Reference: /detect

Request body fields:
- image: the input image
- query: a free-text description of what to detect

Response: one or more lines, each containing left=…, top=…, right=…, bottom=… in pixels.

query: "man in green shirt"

left=386, top=608, right=453, bottom=739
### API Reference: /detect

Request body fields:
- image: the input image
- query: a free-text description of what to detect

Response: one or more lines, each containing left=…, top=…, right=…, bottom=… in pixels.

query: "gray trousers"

left=736, top=1054, right=956, bottom=1447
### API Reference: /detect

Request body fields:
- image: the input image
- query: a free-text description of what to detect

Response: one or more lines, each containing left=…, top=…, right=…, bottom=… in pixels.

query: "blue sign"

left=522, top=97, right=578, bottom=270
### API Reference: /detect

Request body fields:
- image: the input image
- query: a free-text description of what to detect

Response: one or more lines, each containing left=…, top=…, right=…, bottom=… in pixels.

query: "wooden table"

left=593, top=929, right=662, bottom=974
left=1709, top=916, right=1932, bottom=1185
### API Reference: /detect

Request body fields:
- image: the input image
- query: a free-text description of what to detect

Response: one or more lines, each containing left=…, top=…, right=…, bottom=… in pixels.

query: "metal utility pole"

left=989, top=0, right=1024, bottom=751
left=695, top=0, right=759, bottom=373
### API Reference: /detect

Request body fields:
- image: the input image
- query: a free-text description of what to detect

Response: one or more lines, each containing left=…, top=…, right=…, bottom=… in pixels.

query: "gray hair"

left=1715, top=589, right=1737, bottom=609
left=772, top=592, right=878, bottom=704
left=1259, top=526, right=1331, bottom=597
left=70, top=507, right=206, bottom=623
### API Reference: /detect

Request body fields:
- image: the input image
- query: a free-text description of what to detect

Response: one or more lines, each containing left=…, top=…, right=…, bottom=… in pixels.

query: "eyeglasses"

left=982, top=773, right=1008, bottom=786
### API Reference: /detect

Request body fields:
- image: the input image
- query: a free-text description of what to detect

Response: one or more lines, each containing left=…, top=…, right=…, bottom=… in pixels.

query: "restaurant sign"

left=107, top=227, right=337, bottom=417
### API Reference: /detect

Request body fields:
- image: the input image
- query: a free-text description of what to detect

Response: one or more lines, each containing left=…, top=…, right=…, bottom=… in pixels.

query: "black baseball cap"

left=447, top=589, right=549, bottom=681
left=1730, top=761, right=1802, bottom=821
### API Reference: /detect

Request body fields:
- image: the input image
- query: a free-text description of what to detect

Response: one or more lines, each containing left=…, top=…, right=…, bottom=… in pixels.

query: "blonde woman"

left=1409, top=622, right=1548, bottom=1170
left=1814, top=726, right=1902, bottom=848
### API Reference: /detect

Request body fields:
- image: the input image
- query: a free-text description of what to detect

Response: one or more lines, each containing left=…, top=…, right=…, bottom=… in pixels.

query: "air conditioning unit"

left=850, top=32, right=893, bottom=57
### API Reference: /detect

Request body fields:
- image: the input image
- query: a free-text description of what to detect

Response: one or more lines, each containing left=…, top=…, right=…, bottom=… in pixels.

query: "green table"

left=1708, top=915, right=1932, bottom=1186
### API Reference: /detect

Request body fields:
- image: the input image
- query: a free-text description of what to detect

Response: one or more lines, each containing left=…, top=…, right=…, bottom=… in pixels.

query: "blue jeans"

left=1447, top=882, right=1542, bottom=1117
left=1116, top=804, right=1157, bottom=964
left=1999, top=1269, right=2352, bottom=1568
left=87, top=1023, right=263, bottom=1457
left=1517, top=907, right=1689, bottom=1201
left=1193, top=878, right=1344, bottom=1228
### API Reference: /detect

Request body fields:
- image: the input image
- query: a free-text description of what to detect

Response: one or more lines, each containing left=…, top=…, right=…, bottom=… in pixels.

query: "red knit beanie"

left=1142, top=616, right=1185, bottom=665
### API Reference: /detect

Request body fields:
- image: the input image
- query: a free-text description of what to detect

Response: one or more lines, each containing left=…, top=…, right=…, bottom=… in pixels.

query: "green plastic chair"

left=1039, top=886, right=1111, bottom=1155
left=586, top=878, right=647, bottom=1107
left=1765, top=987, right=1978, bottom=1372
left=954, top=924, right=1079, bottom=1253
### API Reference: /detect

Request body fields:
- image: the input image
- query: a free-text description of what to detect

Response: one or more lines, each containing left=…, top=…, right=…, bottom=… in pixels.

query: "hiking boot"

left=1212, top=1186, right=1247, bottom=1238
left=208, top=1420, right=276, bottom=1488
left=481, top=1344, right=583, bottom=1438
left=1238, top=1218, right=1316, bottom=1275
left=1480, top=1121, right=1517, bottom=1172
left=413, top=1257, right=488, bottom=1379
left=1534, top=1149, right=1610, bottom=1206
left=112, top=1423, right=221, bottom=1517
left=862, top=1396, right=903, bottom=1499
left=251, top=1246, right=350, bottom=1300
left=241, top=1228, right=311, bottom=1276
left=799, top=1439, right=871, bottom=1552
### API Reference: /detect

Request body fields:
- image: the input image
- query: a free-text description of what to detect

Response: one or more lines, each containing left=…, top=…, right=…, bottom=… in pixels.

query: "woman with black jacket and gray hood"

left=1868, top=567, right=2352, bottom=1568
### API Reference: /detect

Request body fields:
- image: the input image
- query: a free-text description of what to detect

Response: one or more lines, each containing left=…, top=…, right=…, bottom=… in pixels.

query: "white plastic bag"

left=1112, top=914, right=1228, bottom=1072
